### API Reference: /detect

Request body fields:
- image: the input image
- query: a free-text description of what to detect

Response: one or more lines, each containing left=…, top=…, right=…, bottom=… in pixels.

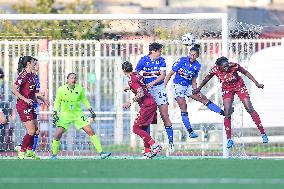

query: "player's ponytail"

left=215, top=56, right=229, bottom=66
left=190, top=44, right=201, bottom=56
left=17, top=56, right=33, bottom=74
left=122, top=61, right=133, bottom=73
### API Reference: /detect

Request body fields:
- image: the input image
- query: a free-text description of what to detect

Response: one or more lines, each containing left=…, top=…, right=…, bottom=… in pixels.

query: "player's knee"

left=27, top=128, right=35, bottom=135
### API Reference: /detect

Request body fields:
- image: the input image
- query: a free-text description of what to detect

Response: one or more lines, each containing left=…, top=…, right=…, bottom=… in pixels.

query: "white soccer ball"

left=181, top=33, right=196, bottom=46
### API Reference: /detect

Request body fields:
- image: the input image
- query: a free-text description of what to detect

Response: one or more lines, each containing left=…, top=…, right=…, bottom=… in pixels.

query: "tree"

left=0, top=0, right=105, bottom=40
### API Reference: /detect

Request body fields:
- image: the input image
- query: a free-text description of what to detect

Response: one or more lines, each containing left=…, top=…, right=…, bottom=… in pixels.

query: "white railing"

left=0, top=38, right=282, bottom=157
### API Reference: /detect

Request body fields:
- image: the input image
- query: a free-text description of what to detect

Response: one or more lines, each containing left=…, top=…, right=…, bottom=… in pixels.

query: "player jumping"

left=135, top=42, right=175, bottom=152
left=165, top=45, right=230, bottom=139
left=193, top=56, right=268, bottom=148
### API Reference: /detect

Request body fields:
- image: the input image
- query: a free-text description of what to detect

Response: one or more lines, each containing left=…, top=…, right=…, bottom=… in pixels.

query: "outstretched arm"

left=192, top=73, right=214, bottom=94
left=239, top=68, right=264, bottom=89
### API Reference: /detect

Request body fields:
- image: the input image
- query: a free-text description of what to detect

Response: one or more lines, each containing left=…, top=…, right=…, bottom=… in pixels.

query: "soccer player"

left=51, top=73, right=111, bottom=159
left=32, top=58, right=49, bottom=152
left=122, top=61, right=162, bottom=159
left=135, top=42, right=174, bottom=152
left=11, top=56, right=39, bottom=159
left=193, top=56, right=268, bottom=148
left=15, top=58, right=49, bottom=155
left=0, top=68, right=7, bottom=129
left=164, top=45, right=227, bottom=138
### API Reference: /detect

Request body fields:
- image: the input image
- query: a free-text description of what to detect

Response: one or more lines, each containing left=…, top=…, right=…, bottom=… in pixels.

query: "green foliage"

left=0, top=0, right=105, bottom=40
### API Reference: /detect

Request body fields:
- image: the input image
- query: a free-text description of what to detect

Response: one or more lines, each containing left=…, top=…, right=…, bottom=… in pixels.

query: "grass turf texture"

left=0, top=158, right=284, bottom=189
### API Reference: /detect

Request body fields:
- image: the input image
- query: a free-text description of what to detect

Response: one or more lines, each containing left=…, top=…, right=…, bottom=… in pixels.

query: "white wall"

left=245, top=45, right=284, bottom=127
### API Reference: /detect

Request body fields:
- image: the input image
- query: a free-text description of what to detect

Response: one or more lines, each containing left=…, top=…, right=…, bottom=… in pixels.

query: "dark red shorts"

left=222, top=83, right=250, bottom=101
left=134, top=103, right=157, bottom=126
left=16, top=103, right=37, bottom=122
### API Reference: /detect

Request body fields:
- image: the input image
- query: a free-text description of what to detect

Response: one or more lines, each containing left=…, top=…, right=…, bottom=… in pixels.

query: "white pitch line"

left=0, top=178, right=284, bottom=185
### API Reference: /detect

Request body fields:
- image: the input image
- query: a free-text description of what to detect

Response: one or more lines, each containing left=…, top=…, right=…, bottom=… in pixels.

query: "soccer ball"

left=181, top=33, right=196, bottom=46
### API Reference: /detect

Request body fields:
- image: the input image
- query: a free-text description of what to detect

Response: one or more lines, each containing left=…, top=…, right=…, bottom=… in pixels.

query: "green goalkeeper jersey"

left=53, top=84, right=91, bottom=113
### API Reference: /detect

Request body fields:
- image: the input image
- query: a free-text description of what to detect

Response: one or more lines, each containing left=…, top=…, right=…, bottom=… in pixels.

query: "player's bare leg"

left=241, top=97, right=268, bottom=143
left=223, top=98, right=234, bottom=148
left=158, top=104, right=174, bottom=152
left=176, top=97, right=198, bottom=138
left=82, top=125, right=111, bottom=159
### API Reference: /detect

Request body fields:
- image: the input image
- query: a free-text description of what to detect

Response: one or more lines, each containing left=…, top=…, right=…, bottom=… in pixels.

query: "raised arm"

left=192, top=73, right=214, bottom=94
left=238, top=67, right=264, bottom=89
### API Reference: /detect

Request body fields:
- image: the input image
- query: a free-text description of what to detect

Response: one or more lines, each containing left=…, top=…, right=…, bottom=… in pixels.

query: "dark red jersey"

left=14, top=70, right=36, bottom=107
left=128, top=72, right=156, bottom=107
left=210, top=63, right=246, bottom=90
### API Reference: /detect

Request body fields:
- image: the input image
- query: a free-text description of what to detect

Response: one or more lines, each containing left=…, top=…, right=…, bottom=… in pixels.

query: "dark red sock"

left=27, top=135, right=34, bottom=151
left=251, top=111, right=265, bottom=134
left=133, top=124, right=152, bottom=148
left=224, top=117, right=232, bottom=139
left=21, top=134, right=33, bottom=152
left=145, top=148, right=151, bottom=153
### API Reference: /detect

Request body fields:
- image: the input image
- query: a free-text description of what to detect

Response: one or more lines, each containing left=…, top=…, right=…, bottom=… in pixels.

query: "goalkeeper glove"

left=89, top=109, right=96, bottom=121
left=52, top=111, right=59, bottom=125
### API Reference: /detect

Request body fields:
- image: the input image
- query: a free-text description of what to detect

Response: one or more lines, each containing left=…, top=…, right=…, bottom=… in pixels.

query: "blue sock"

left=146, top=125, right=150, bottom=136
left=206, top=101, right=222, bottom=114
left=32, top=134, right=39, bottom=151
left=165, top=126, right=173, bottom=144
left=181, top=112, right=192, bottom=130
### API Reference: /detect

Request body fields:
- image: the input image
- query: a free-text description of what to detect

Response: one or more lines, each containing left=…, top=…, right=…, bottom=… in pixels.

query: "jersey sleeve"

left=237, top=64, right=246, bottom=73
left=14, top=73, right=27, bottom=87
left=159, top=58, right=167, bottom=71
left=172, top=59, right=181, bottom=72
left=80, top=87, right=91, bottom=110
left=209, top=66, right=218, bottom=76
left=53, top=87, right=62, bottom=112
left=135, top=57, right=144, bottom=73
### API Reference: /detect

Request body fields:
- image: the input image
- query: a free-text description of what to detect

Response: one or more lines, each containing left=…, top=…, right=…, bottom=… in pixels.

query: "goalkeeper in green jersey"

left=51, top=73, right=111, bottom=159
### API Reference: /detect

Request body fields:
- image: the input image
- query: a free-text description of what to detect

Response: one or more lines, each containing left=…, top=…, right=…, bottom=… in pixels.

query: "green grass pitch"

left=0, top=158, right=284, bottom=189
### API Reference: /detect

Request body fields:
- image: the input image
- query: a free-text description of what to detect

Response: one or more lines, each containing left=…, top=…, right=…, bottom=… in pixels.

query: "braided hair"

left=215, top=56, right=229, bottom=66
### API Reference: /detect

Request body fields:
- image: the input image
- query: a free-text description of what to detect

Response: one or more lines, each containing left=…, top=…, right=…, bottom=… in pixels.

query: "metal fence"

left=0, top=38, right=282, bottom=157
